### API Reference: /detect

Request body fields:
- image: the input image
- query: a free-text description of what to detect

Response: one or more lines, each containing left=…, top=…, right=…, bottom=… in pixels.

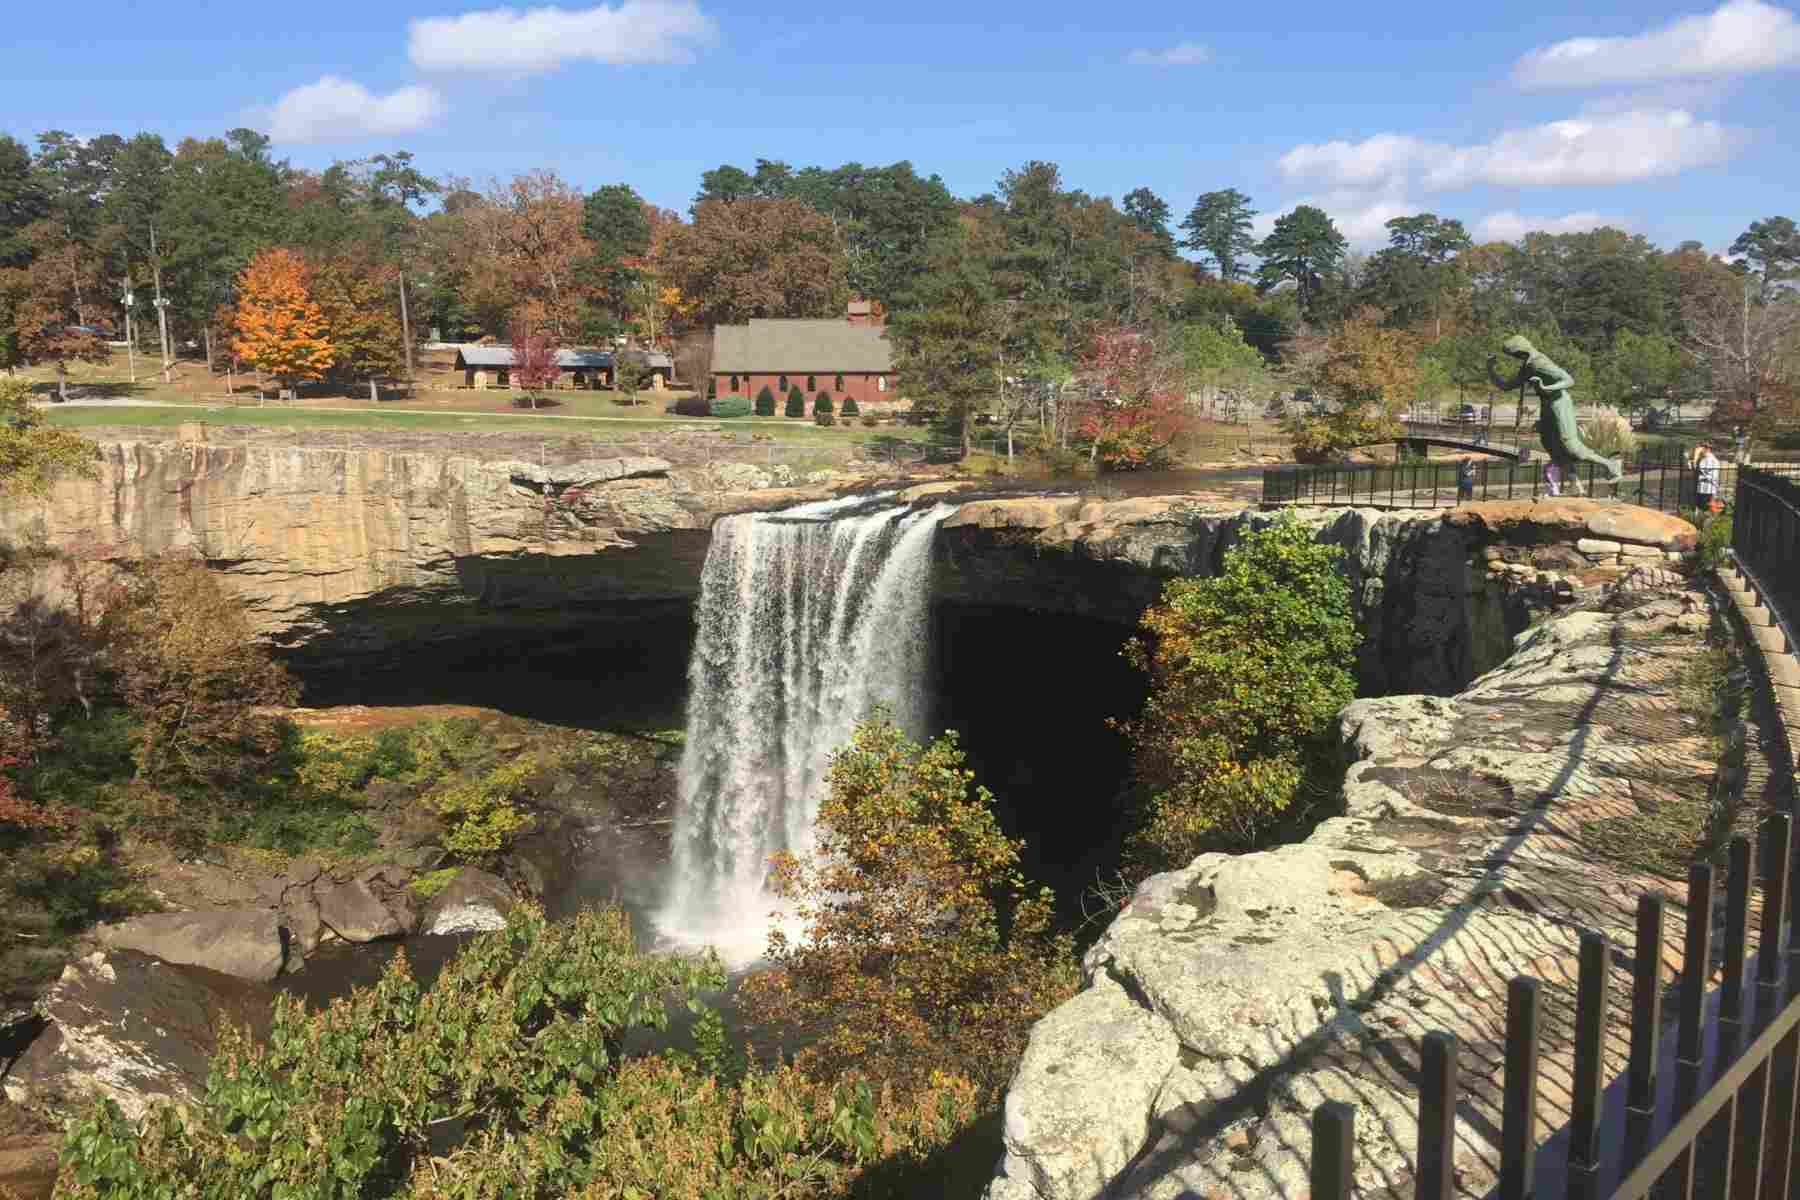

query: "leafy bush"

left=56, top=905, right=984, bottom=1200
left=1119, top=514, right=1359, bottom=868
left=841, top=394, right=860, bottom=417
left=1579, top=404, right=1638, bottom=457
left=742, top=718, right=1077, bottom=1096
left=814, top=390, right=834, bottom=415
left=671, top=394, right=711, bottom=417
left=861, top=413, right=880, bottom=427
left=815, top=412, right=836, bottom=427
left=428, top=758, right=536, bottom=858
left=755, top=384, right=776, bottom=416
left=786, top=385, right=806, bottom=418
left=710, top=394, right=752, bottom=418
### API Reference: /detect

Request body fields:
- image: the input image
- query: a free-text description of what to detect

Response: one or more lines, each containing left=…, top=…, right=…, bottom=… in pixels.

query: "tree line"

left=2, top=126, right=1795, bottom=438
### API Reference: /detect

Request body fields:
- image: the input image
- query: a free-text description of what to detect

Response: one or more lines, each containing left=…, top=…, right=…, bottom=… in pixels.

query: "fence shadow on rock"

left=1298, top=464, right=1800, bottom=1200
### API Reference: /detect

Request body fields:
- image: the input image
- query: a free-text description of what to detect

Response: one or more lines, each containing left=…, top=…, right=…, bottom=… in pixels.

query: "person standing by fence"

left=1695, top=441, right=1721, bottom=513
left=1456, top=456, right=1476, bottom=503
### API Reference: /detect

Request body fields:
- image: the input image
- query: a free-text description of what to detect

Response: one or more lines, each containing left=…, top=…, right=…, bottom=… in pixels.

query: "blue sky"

left=5, top=0, right=1799, bottom=253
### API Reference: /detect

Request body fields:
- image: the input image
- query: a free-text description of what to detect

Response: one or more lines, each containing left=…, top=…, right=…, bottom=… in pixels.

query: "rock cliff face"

left=934, top=494, right=1696, bottom=695
left=986, top=571, right=1722, bottom=1200
left=0, top=438, right=845, bottom=666
left=1, top=439, right=1702, bottom=697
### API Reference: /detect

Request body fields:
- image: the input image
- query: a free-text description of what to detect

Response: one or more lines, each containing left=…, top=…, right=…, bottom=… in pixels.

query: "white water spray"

left=656, top=496, right=951, bottom=966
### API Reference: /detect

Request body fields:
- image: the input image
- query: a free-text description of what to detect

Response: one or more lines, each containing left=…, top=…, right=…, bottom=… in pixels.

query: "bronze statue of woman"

left=1487, top=335, right=1622, bottom=486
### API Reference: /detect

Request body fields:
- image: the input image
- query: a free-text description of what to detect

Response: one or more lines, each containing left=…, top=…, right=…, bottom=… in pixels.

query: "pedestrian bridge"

left=1351, top=421, right=1530, bottom=462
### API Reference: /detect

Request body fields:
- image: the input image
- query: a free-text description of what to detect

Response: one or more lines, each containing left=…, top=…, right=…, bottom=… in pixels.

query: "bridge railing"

left=1262, top=453, right=1768, bottom=513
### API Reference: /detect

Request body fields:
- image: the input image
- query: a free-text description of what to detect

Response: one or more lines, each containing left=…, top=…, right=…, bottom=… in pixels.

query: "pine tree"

left=841, top=393, right=860, bottom=417
left=231, top=248, right=334, bottom=392
left=755, top=384, right=776, bottom=416
left=785, top=384, right=805, bottom=417
left=813, top=390, right=833, bottom=415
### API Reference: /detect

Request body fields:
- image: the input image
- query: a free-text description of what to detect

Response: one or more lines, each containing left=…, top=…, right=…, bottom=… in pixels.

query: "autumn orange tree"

left=740, top=717, right=1077, bottom=1097
left=230, top=247, right=334, bottom=393
left=311, top=253, right=406, bottom=397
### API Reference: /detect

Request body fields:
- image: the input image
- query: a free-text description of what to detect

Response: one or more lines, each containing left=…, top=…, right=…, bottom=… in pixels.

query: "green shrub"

left=710, top=395, right=752, bottom=418
left=755, top=384, right=776, bottom=416
left=407, top=866, right=460, bottom=901
left=1120, top=514, right=1360, bottom=869
left=786, top=385, right=806, bottom=418
left=841, top=394, right=859, bottom=417
left=814, top=390, right=834, bottom=415
left=428, top=758, right=535, bottom=858
left=815, top=412, right=836, bottom=427
left=55, top=905, right=985, bottom=1200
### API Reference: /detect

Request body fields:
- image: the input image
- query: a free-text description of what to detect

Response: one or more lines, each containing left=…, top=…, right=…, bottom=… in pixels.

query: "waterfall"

left=657, top=496, right=951, bottom=966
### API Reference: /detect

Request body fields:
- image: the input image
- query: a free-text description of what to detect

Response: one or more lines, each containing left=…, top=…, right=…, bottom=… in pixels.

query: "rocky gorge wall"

left=1, top=438, right=1709, bottom=697
left=985, top=562, right=1735, bottom=1200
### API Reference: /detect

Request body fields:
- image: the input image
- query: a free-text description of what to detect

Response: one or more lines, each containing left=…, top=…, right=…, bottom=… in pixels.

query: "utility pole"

left=398, top=270, right=414, bottom=378
left=121, top=272, right=137, bottom=384
left=149, top=223, right=172, bottom=383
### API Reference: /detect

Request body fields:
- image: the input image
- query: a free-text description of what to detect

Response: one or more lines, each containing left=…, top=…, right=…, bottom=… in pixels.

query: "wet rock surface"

left=987, top=575, right=1754, bottom=1200
left=96, top=909, right=286, bottom=982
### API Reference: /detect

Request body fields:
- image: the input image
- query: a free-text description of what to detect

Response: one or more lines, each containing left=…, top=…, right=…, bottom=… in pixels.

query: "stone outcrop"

left=4, top=950, right=274, bottom=1120
left=936, top=496, right=1691, bottom=695
left=988, top=578, right=1728, bottom=1200
left=423, top=868, right=514, bottom=935
left=0, top=437, right=854, bottom=666
left=96, top=909, right=286, bottom=982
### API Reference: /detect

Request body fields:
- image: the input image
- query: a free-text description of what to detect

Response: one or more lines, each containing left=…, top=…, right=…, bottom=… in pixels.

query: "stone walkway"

left=988, top=572, right=1794, bottom=1200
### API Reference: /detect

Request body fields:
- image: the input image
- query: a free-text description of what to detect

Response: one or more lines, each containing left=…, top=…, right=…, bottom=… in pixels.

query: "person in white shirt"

left=1695, top=442, right=1721, bottom=513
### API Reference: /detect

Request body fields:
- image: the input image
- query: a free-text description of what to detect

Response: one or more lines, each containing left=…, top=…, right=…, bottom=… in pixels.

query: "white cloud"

left=1277, top=133, right=1440, bottom=187
left=1254, top=183, right=1424, bottom=250
left=1125, top=42, right=1211, bottom=66
left=1423, top=109, right=1740, bottom=187
left=409, top=1, right=718, bottom=73
left=1277, top=109, right=1741, bottom=193
left=1474, top=210, right=1625, bottom=242
left=1514, top=0, right=1800, bottom=87
left=268, top=77, right=445, bottom=144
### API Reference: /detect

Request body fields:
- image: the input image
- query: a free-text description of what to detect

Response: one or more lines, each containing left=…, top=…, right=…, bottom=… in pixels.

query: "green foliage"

left=1285, top=310, right=1418, bottom=461
left=744, top=718, right=1078, bottom=1096
left=786, top=384, right=806, bottom=417
left=428, top=758, right=536, bottom=858
left=56, top=904, right=985, bottom=1199
left=1696, top=506, right=1733, bottom=569
left=1256, top=204, right=1346, bottom=320
left=1180, top=188, right=1258, bottom=282
left=1121, top=515, right=1360, bottom=868
left=710, top=394, right=752, bottom=418
left=841, top=393, right=859, bottom=416
left=813, top=390, right=833, bottom=415
left=0, top=375, right=98, bottom=497
left=816, top=412, right=836, bottom=427
left=754, top=383, right=776, bottom=416
left=407, top=866, right=461, bottom=901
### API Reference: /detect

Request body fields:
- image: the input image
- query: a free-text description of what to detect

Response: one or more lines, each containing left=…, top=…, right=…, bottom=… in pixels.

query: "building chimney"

left=846, top=298, right=873, bottom=327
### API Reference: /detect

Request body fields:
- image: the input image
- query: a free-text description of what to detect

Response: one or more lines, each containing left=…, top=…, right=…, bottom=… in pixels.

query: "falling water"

left=657, top=495, right=952, bottom=965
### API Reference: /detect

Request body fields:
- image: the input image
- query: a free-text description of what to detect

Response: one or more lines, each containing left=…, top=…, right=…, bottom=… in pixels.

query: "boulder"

left=985, top=975, right=1179, bottom=1200
left=423, top=869, right=515, bottom=935
left=96, top=908, right=286, bottom=982
left=4, top=951, right=273, bottom=1120
left=1444, top=497, right=1698, bottom=551
left=313, top=875, right=407, bottom=943
left=1575, top=538, right=1621, bottom=556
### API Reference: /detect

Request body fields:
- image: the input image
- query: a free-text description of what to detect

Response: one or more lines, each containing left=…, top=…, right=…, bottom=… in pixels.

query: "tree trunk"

left=203, top=325, right=214, bottom=374
left=57, top=363, right=68, bottom=402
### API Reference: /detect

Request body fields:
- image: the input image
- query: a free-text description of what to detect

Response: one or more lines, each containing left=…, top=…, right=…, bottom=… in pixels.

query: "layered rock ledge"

left=987, top=570, right=1727, bottom=1200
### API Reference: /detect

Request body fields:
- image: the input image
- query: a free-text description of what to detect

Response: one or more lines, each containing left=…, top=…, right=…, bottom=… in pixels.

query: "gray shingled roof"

left=711, top=320, right=893, bottom=373
left=454, top=346, right=615, bottom=369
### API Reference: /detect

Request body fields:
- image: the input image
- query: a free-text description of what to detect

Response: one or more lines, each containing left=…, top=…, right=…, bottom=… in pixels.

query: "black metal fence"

left=1261, top=452, right=1777, bottom=514
left=1735, top=467, right=1800, bottom=638
left=1300, top=465, right=1800, bottom=1199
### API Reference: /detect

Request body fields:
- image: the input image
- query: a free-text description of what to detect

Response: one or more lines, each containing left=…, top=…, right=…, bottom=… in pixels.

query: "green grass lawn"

left=44, top=403, right=929, bottom=443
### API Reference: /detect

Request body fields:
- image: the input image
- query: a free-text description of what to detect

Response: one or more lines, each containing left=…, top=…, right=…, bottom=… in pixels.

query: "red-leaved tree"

left=507, top=316, right=560, bottom=410
left=1071, top=327, right=1190, bottom=471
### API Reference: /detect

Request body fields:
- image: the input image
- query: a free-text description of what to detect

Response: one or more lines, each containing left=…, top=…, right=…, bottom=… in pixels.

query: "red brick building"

left=710, top=302, right=900, bottom=412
